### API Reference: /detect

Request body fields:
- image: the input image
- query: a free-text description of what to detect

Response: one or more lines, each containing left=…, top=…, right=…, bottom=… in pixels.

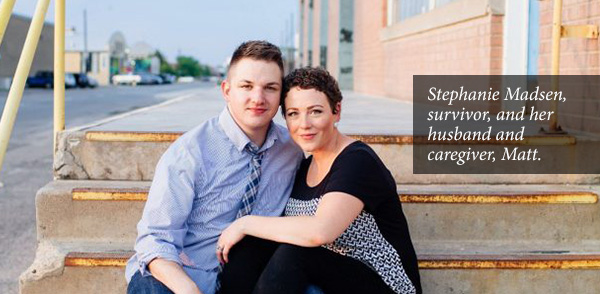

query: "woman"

left=217, top=67, right=421, bottom=294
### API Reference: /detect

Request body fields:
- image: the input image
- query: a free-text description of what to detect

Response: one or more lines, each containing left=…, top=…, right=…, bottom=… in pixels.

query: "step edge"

left=63, top=251, right=600, bottom=269
left=84, top=131, right=576, bottom=145
left=71, top=188, right=599, bottom=204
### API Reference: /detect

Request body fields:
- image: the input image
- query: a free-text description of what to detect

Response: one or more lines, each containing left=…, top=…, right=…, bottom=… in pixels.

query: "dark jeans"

left=254, top=244, right=396, bottom=294
left=128, top=271, right=174, bottom=294
left=220, top=238, right=393, bottom=294
left=219, top=237, right=325, bottom=294
left=218, top=236, right=280, bottom=294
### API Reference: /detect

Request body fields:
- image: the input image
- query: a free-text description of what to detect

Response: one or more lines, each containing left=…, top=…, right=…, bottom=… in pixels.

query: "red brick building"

left=297, top=0, right=600, bottom=132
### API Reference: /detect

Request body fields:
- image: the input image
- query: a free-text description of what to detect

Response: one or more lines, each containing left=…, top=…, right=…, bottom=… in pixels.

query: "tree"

left=200, top=65, right=211, bottom=77
left=155, top=50, right=176, bottom=74
left=176, top=56, right=202, bottom=77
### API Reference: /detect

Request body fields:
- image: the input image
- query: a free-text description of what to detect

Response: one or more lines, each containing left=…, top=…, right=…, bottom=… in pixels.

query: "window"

left=389, top=0, right=459, bottom=23
left=319, top=0, right=328, bottom=68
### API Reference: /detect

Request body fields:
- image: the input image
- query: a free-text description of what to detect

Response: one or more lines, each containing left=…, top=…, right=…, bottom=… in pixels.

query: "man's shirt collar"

left=218, top=107, right=279, bottom=153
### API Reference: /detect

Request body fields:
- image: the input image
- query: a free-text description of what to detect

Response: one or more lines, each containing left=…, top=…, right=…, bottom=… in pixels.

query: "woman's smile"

left=299, top=133, right=316, bottom=140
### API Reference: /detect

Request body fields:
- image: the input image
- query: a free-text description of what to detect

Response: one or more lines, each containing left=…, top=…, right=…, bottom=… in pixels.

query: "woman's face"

left=284, top=87, right=340, bottom=153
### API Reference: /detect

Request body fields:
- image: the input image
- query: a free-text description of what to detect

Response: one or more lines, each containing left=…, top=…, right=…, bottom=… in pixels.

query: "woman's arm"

left=217, top=192, right=364, bottom=263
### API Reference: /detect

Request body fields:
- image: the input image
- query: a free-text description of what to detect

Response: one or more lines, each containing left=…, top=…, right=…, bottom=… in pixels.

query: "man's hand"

left=148, top=259, right=202, bottom=294
left=217, top=217, right=247, bottom=264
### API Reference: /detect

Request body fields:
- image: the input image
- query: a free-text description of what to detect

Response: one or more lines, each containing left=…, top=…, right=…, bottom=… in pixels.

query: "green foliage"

left=176, top=56, right=202, bottom=77
left=155, top=50, right=176, bottom=74
left=154, top=50, right=212, bottom=77
left=200, top=65, right=211, bottom=76
left=160, top=63, right=176, bottom=75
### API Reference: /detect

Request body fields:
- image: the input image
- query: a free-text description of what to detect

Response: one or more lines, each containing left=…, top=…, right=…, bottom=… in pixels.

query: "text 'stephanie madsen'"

left=424, top=86, right=564, bottom=166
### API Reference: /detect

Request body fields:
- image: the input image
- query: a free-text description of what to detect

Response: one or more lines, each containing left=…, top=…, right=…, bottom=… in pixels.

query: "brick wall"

left=382, top=14, right=504, bottom=102
left=538, top=0, right=600, bottom=75
left=538, top=0, right=600, bottom=134
left=353, top=0, right=386, bottom=96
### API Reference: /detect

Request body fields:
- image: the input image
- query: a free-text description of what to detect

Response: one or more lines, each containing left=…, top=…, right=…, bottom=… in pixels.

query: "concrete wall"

left=65, top=52, right=82, bottom=73
left=90, top=52, right=110, bottom=86
left=0, top=14, right=54, bottom=89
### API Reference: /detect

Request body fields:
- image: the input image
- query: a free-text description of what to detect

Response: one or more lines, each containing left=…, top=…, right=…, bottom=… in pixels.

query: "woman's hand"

left=216, top=217, right=247, bottom=264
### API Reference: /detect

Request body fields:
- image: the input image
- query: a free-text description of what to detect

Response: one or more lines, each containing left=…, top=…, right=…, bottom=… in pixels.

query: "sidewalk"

left=75, top=86, right=414, bottom=135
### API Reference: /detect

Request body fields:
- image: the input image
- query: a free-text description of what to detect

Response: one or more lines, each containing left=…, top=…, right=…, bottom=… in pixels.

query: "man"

left=125, top=40, right=303, bottom=294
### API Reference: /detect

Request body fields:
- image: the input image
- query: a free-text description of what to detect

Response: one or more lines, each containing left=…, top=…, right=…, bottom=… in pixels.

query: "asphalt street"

left=0, top=82, right=214, bottom=293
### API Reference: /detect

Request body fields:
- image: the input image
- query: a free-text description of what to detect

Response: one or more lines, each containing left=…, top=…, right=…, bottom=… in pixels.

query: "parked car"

left=26, top=71, right=77, bottom=88
left=178, top=76, right=194, bottom=83
left=159, top=73, right=176, bottom=84
left=65, top=73, right=77, bottom=88
left=113, top=72, right=163, bottom=85
left=138, top=72, right=163, bottom=85
left=112, top=73, right=142, bottom=85
left=72, top=73, right=98, bottom=88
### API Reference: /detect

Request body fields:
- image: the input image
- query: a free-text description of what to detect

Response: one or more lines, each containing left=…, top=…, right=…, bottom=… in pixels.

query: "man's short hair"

left=281, top=67, right=343, bottom=115
left=228, top=41, right=284, bottom=77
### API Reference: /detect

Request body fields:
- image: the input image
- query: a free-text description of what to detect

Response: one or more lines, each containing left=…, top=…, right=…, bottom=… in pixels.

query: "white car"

left=112, top=73, right=142, bottom=85
left=177, top=76, right=195, bottom=83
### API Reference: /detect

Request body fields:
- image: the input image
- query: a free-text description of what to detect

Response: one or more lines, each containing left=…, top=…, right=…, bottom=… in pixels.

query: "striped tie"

left=216, top=144, right=264, bottom=293
left=236, top=144, right=264, bottom=218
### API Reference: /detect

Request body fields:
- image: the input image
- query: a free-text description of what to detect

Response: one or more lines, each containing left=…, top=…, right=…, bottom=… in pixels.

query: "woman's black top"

left=284, top=141, right=422, bottom=294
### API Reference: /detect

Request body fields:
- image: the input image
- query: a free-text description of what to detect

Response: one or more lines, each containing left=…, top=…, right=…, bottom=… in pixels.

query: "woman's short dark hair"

left=281, top=67, right=343, bottom=116
left=228, top=41, right=284, bottom=76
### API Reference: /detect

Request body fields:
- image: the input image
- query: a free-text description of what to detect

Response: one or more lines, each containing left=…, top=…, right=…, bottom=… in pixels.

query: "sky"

left=13, top=0, right=298, bottom=67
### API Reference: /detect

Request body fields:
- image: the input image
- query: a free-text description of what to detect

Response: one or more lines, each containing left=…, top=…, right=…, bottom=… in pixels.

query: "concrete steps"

left=53, top=130, right=600, bottom=184
left=20, top=241, right=600, bottom=294
left=36, top=180, right=600, bottom=245
left=22, top=88, right=600, bottom=293
left=19, top=242, right=130, bottom=294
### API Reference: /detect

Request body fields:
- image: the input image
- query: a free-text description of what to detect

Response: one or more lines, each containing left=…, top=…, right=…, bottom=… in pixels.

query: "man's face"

left=221, top=58, right=282, bottom=137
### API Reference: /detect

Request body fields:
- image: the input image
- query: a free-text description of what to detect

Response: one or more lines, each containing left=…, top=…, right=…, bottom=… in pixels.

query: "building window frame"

left=388, top=0, right=462, bottom=24
left=382, top=0, right=504, bottom=41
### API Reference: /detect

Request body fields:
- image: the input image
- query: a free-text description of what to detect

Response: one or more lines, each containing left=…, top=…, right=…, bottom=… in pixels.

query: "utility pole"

left=83, top=9, right=88, bottom=73
left=289, top=13, right=296, bottom=48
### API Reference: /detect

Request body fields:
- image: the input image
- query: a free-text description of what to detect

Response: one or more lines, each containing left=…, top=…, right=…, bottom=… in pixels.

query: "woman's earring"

left=334, top=122, right=338, bottom=128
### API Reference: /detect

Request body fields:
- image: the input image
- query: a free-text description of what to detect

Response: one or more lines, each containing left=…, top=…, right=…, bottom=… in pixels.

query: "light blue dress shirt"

left=125, top=107, right=303, bottom=294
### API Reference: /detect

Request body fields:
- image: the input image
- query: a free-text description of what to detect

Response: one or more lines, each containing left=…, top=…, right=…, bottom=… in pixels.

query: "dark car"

left=26, top=71, right=77, bottom=88
left=73, top=73, right=98, bottom=88
left=159, top=73, right=176, bottom=84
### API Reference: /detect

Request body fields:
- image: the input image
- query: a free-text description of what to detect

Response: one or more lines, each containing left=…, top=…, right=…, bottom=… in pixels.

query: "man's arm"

left=148, top=259, right=202, bottom=294
left=134, top=141, right=201, bottom=290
